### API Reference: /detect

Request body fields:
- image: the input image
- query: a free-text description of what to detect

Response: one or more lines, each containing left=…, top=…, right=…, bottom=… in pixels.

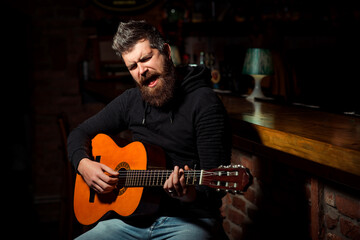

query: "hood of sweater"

left=177, top=65, right=211, bottom=94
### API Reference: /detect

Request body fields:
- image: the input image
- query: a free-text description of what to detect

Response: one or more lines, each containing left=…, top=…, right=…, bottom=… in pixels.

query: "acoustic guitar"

left=74, top=133, right=250, bottom=225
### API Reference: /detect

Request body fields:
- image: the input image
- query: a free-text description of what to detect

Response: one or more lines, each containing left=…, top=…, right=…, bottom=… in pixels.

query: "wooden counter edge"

left=231, top=120, right=360, bottom=177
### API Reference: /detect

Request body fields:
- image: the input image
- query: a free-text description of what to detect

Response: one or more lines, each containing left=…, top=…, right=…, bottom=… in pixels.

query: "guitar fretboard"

left=119, top=170, right=203, bottom=187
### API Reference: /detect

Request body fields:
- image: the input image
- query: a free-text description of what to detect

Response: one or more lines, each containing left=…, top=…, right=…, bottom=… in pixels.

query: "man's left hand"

left=163, top=165, right=196, bottom=202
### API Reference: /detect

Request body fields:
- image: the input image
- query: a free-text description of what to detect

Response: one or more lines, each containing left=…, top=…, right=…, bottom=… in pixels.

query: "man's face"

left=122, top=39, right=176, bottom=107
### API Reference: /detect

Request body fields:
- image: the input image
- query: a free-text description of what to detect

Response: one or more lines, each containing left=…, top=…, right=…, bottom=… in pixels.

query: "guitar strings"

left=116, top=171, right=234, bottom=186
left=116, top=170, right=222, bottom=177
left=115, top=170, right=242, bottom=190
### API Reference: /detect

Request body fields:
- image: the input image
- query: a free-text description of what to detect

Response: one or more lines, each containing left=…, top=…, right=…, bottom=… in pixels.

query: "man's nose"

left=139, top=63, right=148, bottom=78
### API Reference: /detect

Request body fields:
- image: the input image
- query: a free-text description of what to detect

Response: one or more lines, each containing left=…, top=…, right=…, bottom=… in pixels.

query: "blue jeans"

left=75, top=217, right=226, bottom=240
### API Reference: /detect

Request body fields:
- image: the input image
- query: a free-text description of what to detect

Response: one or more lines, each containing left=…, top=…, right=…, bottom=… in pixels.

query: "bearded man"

left=67, top=20, right=231, bottom=239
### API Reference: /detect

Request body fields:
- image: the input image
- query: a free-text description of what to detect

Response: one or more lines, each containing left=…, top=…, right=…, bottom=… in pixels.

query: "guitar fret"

left=126, top=171, right=129, bottom=186
left=142, top=171, right=144, bottom=186
left=148, top=171, right=152, bottom=186
left=126, top=171, right=130, bottom=187
left=131, top=171, right=135, bottom=187
left=137, top=171, right=140, bottom=186
left=142, top=171, right=145, bottom=186
left=160, top=171, right=164, bottom=184
left=159, top=171, right=162, bottom=186
left=130, top=171, right=133, bottom=186
left=151, top=171, right=155, bottom=186
left=145, top=171, right=149, bottom=186
left=136, top=170, right=139, bottom=186
left=155, top=170, right=158, bottom=186
left=132, top=171, right=136, bottom=187
left=143, top=171, right=146, bottom=186
left=140, top=171, right=145, bottom=186
left=156, top=170, right=160, bottom=186
left=130, top=171, right=133, bottom=187
left=139, top=171, right=142, bottom=186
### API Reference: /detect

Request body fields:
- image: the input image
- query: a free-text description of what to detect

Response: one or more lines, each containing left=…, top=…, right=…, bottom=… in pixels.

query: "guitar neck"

left=119, top=170, right=203, bottom=187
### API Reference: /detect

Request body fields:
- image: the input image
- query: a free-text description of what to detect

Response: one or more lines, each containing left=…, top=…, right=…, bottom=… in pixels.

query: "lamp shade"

left=242, top=48, right=273, bottom=75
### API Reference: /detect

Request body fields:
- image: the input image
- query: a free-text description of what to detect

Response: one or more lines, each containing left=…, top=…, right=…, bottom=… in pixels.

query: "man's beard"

left=137, top=58, right=176, bottom=108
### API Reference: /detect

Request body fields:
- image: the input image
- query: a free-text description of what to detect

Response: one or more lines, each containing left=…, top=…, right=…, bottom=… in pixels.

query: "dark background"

left=4, top=0, right=360, bottom=238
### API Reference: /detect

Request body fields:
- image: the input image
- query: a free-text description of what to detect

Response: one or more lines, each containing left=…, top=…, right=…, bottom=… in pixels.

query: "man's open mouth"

left=147, top=79, right=158, bottom=88
left=141, top=74, right=160, bottom=88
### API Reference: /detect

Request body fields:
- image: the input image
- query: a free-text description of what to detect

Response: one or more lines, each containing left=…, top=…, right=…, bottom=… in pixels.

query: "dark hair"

left=112, top=20, right=166, bottom=56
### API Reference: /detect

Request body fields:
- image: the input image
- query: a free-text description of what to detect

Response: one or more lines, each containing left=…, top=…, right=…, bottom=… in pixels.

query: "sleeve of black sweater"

left=194, top=101, right=232, bottom=209
left=67, top=92, right=129, bottom=170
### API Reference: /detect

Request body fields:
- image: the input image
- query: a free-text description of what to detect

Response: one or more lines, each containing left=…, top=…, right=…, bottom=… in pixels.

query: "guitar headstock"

left=201, top=165, right=251, bottom=194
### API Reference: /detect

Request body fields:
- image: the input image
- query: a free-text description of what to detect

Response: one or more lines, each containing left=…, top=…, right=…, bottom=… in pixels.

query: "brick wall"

left=221, top=147, right=360, bottom=240
left=324, top=185, right=360, bottom=239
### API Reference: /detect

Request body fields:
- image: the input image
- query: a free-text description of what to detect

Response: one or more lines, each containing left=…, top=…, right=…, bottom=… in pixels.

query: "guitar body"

left=73, top=134, right=166, bottom=225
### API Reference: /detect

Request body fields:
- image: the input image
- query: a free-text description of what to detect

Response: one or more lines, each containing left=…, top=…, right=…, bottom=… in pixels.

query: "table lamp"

left=242, top=48, right=273, bottom=100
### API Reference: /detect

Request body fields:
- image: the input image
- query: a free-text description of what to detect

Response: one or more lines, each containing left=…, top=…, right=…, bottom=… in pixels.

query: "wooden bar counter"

left=220, top=95, right=360, bottom=189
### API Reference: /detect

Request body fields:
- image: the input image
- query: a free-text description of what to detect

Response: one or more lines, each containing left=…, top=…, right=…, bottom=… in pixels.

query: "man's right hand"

left=77, top=158, right=119, bottom=194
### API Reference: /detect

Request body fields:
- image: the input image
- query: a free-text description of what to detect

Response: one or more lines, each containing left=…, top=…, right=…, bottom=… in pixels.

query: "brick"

left=228, top=208, right=245, bottom=225
left=220, top=194, right=231, bottom=217
left=230, top=149, right=241, bottom=165
left=244, top=187, right=257, bottom=205
left=250, top=155, right=263, bottom=178
left=231, top=150, right=263, bottom=179
left=335, top=194, right=360, bottom=219
left=222, top=220, right=230, bottom=234
left=240, top=155, right=258, bottom=178
left=340, top=217, right=360, bottom=239
left=222, top=193, right=232, bottom=205
left=232, top=195, right=246, bottom=213
left=230, top=225, right=242, bottom=240
left=326, top=232, right=345, bottom=240
left=324, top=187, right=336, bottom=207
left=325, top=211, right=339, bottom=230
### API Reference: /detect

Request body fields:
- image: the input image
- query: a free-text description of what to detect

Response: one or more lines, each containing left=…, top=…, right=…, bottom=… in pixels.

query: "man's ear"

left=164, top=43, right=172, bottom=60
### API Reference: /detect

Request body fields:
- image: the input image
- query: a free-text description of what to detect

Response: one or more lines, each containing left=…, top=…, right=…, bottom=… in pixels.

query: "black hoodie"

left=68, top=65, right=231, bottom=218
